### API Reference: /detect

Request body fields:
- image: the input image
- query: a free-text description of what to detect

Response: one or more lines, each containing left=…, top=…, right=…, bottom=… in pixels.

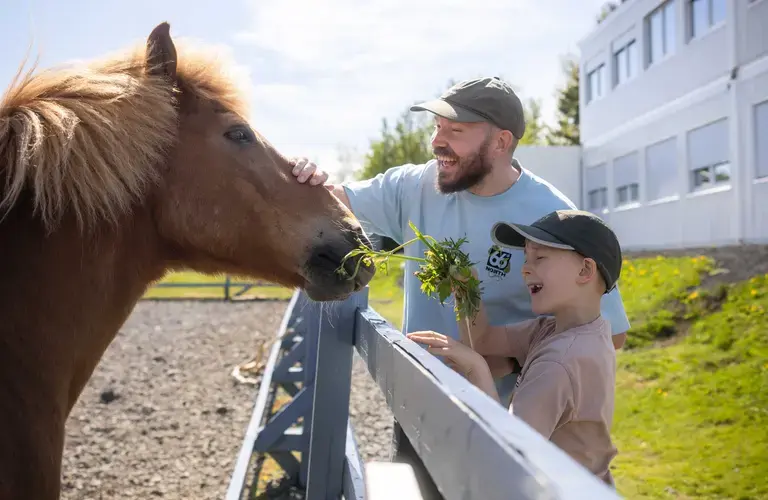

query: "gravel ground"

left=349, top=352, right=394, bottom=462
left=61, top=299, right=393, bottom=500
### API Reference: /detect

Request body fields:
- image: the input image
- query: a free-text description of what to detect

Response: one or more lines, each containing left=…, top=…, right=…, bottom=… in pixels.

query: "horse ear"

left=146, top=22, right=177, bottom=81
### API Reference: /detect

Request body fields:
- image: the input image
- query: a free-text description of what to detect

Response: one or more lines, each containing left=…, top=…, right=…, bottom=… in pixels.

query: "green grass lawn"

left=144, top=271, right=294, bottom=300
left=612, top=272, right=768, bottom=499
left=144, top=267, right=405, bottom=326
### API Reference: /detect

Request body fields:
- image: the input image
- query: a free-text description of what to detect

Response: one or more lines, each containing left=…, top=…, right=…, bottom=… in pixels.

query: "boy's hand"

left=406, top=331, right=486, bottom=376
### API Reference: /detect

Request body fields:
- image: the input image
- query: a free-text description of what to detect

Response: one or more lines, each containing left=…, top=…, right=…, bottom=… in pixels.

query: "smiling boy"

left=407, top=209, right=622, bottom=486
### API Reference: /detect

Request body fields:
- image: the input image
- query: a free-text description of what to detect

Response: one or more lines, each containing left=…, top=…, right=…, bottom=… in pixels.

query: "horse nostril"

left=344, top=226, right=372, bottom=251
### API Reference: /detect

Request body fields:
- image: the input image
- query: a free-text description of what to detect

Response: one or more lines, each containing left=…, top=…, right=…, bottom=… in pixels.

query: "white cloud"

left=234, top=0, right=607, bottom=172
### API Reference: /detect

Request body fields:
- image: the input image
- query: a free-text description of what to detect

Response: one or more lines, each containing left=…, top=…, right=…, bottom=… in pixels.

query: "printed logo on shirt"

left=485, top=244, right=512, bottom=278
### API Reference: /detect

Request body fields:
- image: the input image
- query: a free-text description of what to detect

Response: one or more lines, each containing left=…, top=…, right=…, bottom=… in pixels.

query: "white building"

left=575, top=0, right=768, bottom=250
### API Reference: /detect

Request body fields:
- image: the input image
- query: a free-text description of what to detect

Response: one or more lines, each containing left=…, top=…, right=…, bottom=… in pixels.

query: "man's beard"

left=434, top=138, right=493, bottom=194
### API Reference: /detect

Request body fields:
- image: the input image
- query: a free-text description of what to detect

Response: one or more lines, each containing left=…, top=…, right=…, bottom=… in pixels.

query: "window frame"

left=613, top=39, right=637, bottom=86
left=646, top=0, right=676, bottom=67
left=689, top=0, right=726, bottom=40
left=587, top=187, right=609, bottom=211
left=586, top=63, right=606, bottom=103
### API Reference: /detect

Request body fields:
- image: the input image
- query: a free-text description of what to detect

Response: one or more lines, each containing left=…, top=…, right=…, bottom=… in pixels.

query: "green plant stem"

left=339, top=221, right=483, bottom=322
left=464, top=316, right=474, bottom=350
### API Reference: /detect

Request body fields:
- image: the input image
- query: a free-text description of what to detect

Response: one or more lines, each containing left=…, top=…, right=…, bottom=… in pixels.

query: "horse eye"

left=224, top=126, right=254, bottom=144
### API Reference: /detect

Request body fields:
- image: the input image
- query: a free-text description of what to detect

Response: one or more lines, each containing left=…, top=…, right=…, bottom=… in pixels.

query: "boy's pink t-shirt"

left=501, top=315, right=617, bottom=486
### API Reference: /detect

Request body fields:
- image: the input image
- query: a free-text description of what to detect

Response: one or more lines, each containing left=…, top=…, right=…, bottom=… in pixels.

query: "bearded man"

left=291, top=76, right=630, bottom=499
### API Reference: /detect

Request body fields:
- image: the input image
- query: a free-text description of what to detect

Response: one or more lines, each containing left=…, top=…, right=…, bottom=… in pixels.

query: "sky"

left=1, top=0, right=608, bottom=181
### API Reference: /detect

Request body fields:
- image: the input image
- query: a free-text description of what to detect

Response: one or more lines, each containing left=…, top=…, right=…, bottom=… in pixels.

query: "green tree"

left=596, top=1, right=619, bottom=23
left=358, top=92, right=546, bottom=180
left=356, top=109, right=433, bottom=181
left=519, top=97, right=545, bottom=145
left=546, top=56, right=580, bottom=146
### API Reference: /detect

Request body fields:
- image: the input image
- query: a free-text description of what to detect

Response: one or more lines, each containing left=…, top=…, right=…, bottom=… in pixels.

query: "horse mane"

left=0, top=38, right=251, bottom=231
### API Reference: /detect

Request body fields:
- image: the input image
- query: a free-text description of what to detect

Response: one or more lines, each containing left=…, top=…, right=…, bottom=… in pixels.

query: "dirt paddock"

left=61, top=300, right=392, bottom=500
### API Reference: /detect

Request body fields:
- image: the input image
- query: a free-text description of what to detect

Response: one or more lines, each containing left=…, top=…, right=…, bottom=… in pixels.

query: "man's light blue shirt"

left=343, top=159, right=630, bottom=348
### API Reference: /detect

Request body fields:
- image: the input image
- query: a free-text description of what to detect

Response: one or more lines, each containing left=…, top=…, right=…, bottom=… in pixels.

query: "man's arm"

left=600, top=284, right=630, bottom=350
left=291, top=157, right=424, bottom=244
left=612, top=332, right=626, bottom=349
left=509, top=360, right=574, bottom=440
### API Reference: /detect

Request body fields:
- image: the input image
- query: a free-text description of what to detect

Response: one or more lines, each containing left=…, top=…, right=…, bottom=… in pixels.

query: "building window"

left=646, top=137, right=679, bottom=201
left=587, top=64, right=606, bottom=103
left=613, top=152, right=640, bottom=206
left=586, top=164, right=609, bottom=212
left=614, top=40, right=637, bottom=86
left=616, top=184, right=639, bottom=204
left=647, top=0, right=676, bottom=65
left=755, top=100, right=768, bottom=179
left=690, top=0, right=726, bottom=39
left=687, top=118, right=730, bottom=191
left=588, top=187, right=609, bottom=211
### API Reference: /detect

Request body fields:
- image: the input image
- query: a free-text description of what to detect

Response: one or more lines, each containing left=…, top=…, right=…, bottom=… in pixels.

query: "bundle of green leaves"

left=337, top=221, right=483, bottom=322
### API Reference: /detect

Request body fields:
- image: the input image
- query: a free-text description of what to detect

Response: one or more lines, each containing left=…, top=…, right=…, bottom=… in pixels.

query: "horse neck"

left=0, top=200, right=166, bottom=414
left=0, top=197, right=166, bottom=499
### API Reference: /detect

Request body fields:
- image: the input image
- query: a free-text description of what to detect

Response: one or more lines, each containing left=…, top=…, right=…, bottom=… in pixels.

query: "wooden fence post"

left=305, top=287, right=369, bottom=500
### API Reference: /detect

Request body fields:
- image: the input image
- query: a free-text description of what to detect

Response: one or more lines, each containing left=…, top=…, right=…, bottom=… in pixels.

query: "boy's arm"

left=458, top=299, right=548, bottom=366
left=509, top=361, right=575, bottom=439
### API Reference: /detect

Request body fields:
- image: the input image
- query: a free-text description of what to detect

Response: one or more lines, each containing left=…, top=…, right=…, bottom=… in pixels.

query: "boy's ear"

left=577, top=258, right=599, bottom=285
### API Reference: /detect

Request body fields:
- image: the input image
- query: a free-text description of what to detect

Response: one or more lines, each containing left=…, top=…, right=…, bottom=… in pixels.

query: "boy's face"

left=521, top=240, right=598, bottom=315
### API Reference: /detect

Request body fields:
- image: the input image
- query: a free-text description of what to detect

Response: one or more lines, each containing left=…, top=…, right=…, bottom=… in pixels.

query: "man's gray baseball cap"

left=410, top=76, right=526, bottom=139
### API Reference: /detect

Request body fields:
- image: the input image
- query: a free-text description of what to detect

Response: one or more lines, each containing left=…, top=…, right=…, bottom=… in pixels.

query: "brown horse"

left=0, top=22, right=374, bottom=500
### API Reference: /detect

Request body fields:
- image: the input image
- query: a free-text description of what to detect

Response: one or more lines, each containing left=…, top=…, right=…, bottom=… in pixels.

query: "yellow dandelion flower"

left=688, top=291, right=699, bottom=300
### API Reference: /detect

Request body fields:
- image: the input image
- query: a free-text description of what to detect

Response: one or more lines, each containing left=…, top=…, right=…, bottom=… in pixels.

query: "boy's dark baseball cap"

left=491, top=209, right=623, bottom=294
left=410, top=76, right=526, bottom=140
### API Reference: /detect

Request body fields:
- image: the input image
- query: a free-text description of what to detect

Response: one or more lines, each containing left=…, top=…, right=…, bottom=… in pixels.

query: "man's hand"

left=289, top=157, right=351, bottom=209
left=291, top=157, right=330, bottom=186
left=406, top=331, right=486, bottom=376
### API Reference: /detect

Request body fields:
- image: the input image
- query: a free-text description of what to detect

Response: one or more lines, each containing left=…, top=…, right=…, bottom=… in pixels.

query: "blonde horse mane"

left=0, top=37, right=251, bottom=231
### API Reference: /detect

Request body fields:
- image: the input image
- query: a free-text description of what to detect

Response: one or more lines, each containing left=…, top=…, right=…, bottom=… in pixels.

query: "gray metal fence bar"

left=225, top=290, right=302, bottom=500
left=305, top=288, right=369, bottom=499
left=226, top=287, right=622, bottom=500
left=342, top=422, right=366, bottom=500
left=299, top=297, right=321, bottom=487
